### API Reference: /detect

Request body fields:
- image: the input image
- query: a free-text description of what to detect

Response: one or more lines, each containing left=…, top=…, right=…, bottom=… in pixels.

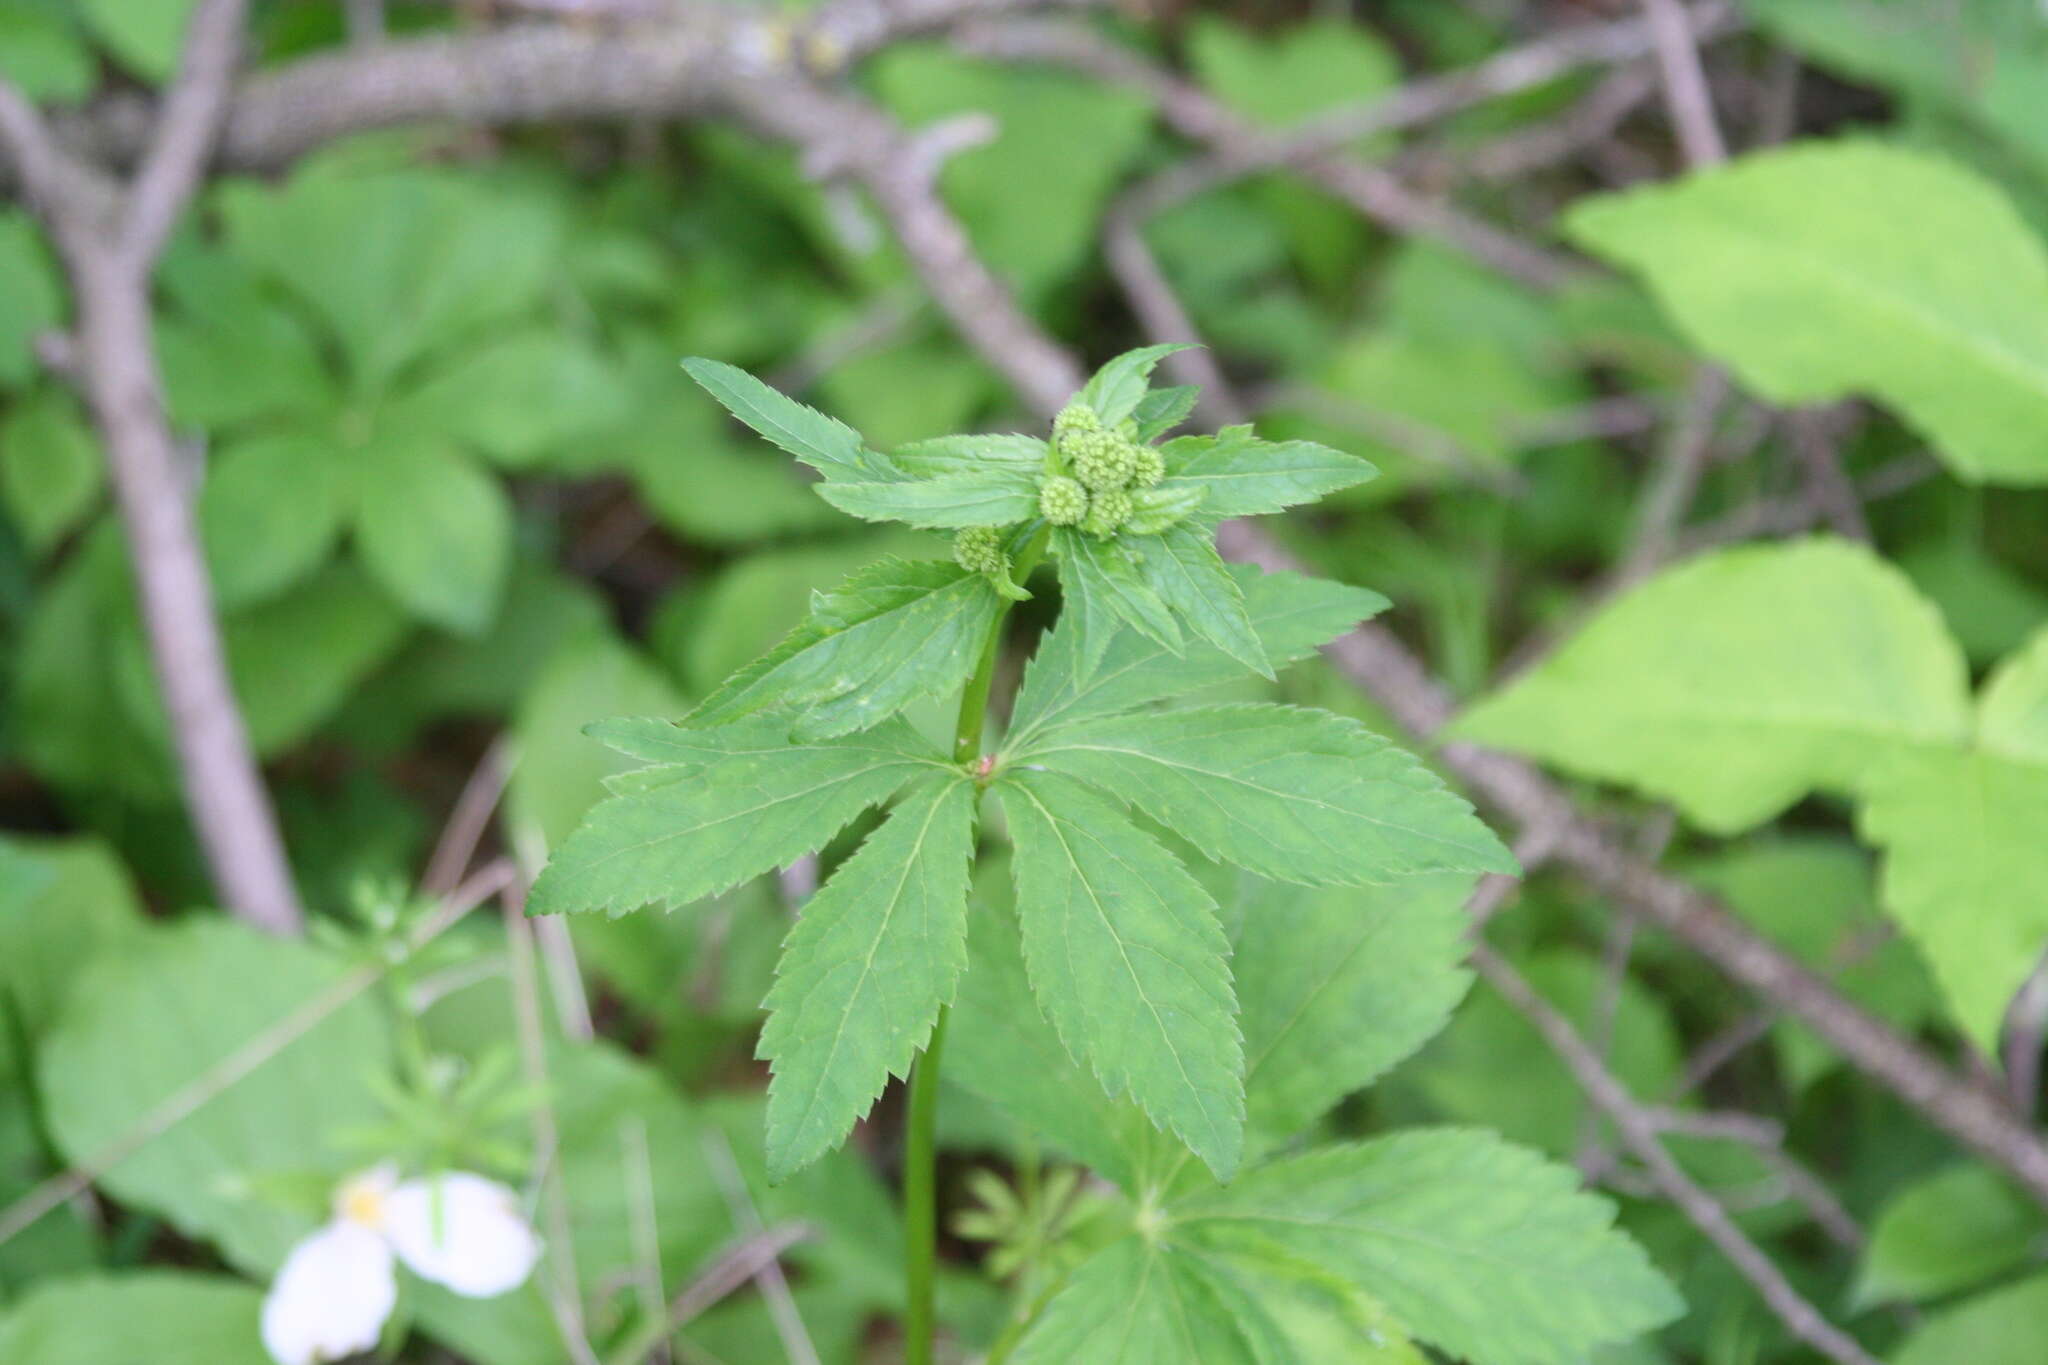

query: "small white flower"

left=261, top=1164, right=542, bottom=1365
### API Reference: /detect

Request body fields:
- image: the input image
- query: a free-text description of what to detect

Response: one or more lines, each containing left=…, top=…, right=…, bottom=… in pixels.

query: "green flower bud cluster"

left=1045, top=403, right=1171, bottom=538
left=952, top=525, right=1007, bottom=576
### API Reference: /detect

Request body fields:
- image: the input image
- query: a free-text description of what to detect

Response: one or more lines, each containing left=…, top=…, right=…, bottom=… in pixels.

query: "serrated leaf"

left=1009, top=566, right=1386, bottom=744
left=888, top=432, right=1047, bottom=478
left=760, top=777, right=977, bottom=1181
left=1158, top=425, right=1377, bottom=516
left=681, top=356, right=881, bottom=481
left=584, top=716, right=800, bottom=769
left=527, top=719, right=944, bottom=917
left=998, top=768, right=1244, bottom=1179
left=1568, top=141, right=2048, bottom=483
left=816, top=465, right=1040, bottom=529
left=1014, top=1239, right=1275, bottom=1365
left=1024, top=705, right=1515, bottom=885
left=1124, top=524, right=1269, bottom=677
left=1854, top=1164, right=2044, bottom=1308
left=1452, top=539, right=1971, bottom=833
left=1175, top=1129, right=1682, bottom=1365
left=1857, top=746, right=2048, bottom=1052
left=687, top=557, right=1003, bottom=740
left=946, top=864, right=1157, bottom=1188
left=1131, top=385, right=1200, bottom=443
left=1122, top=482, right=1207, bottom=537
left=1077, top=344, right=1196, bottom=426
left=1053, top=527, right=1182, bottom=669
left=1232, top=875, right=1475, bottom=1152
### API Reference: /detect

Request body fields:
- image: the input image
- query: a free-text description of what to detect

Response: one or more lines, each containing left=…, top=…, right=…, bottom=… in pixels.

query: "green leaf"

left=392, top=331, right=632, bottom=469
left=0, top=1272, right=270, bottom=1365
left=1175, top=1129, right=1682, bottom=1365
left=1893, top=1273, right=2048, bottom=1365
left=1015, top=1239, right=1275, bottom=1365
left=1980, top=625, right=2048, bottom=764
left=1123, top=524, right=1270, bottom=677
left=1452, top=539, right=1972, bottom=832
left=998, top=768, right=1245, bottom=1179
left=506, top=628, right=689, bottom=850
left=1053, top=527, right=1183, bottom=668
left=527, top=719, right=943, bottom=917
left=77, top=0, right=194, bottom=80
left=0, top=210, right=63, bottom=389
left=156, top=246, right=331, bottom=428
left=1188, top=14, right=1401, bottom=132
left=218, top=564, right=411, bottom=755
left=354, top=437, right=512, bottom=635
left=1159, top=425, right=1377, bottom=516
left=945, top=862, right=1157, bottom=1188
left=1024, top=705, right=1515, bottom=885
left=688, top=557, right=1002, bottom=740
left=816, top=465, right=1042, bottom=529
left=1857, top=745, right=2048, bottom=1052
left=0, top=4, right=94, bottom=102
left=760, top=777, right=977, bottom=1181
left=1009, top=565, right=1386, bottom=744
left=1567, top=141, right=2048, bottom=484
left=888, top=432, right=1048, bottom=478
left=0, top=835, right=144, bottom=1041
left=198, top=432, right=344, bottom=608
left=1077, top=344, right=1196, bottom=426
left=0, top=388, right=101, bottom=558
left=1854, top=1164, right=2045, bottom=1308
left=1231, top=874, right=1475, bottom=1151
left=681, top=356, right=880, bottom=481
left=1130, top=386, right=1199, bottom=443
left=39, top=920, right=391, bottom=1272
left=219, top=167, right=560, bottom=393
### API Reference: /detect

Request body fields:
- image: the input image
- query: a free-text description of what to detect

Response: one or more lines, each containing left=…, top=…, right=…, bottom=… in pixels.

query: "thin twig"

left=604, top=1223, right=818, bottom=1365
left=0, top=860, right=512, bottom=1251
left=1639, top=0, right=1728, bottom=166
left=503, top=880, right=603, bottom=1365
left=702, top=1129, right=821, bottom=1365
left=1474, top=944, right=1878, bottom=1365
left=423, top=734, right=516, bottom=897
left=1616, top=367, right=1730, bottom=583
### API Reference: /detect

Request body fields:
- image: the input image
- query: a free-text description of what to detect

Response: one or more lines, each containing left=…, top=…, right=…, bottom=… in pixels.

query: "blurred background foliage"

left=3, top=0, right=2048, bottom=1361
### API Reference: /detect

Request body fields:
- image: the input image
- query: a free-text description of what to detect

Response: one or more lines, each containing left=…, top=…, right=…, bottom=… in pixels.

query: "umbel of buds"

left=1040, top=402, right=1171, bottom=538
left=952, top=525, right=1007, bottom=575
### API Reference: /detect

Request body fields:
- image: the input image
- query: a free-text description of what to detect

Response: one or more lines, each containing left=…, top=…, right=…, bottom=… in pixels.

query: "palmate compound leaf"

left=1007, top=564, right=1389, bottom=746
left=684, top=558, right=1004, bottom=740
left=996, top=768, right=1245, bottom=1180
left=1451, top=538, right=1971, bottom=833
left=1566, top=141, right=2048, bottom=484
left=1156, top=424, right=1378, bottom=517
left=525, top=717, right=946, bottom=917
left=1053, top=528, right=1182, bottom=670
left=759, top=776, right=977, bottom=1182
left=1018, top=705, right=1516, bottom=887
left=1011, top=1239, right=1282, bottom=1365
left=1166, top=1129, right=1682, bottom=1365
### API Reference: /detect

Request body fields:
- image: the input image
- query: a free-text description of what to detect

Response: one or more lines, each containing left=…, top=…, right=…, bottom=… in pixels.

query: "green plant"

left=529, top=349, right=1678, bottom=1361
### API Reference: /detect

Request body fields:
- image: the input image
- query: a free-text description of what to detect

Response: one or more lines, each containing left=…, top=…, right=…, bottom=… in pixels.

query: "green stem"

left=906, top=523, right=1051, bottom=1363
left=902, top=1005, right=950, bottom=1365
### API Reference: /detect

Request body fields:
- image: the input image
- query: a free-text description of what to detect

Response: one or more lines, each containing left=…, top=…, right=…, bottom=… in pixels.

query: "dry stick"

left=423, top=733, right=516, bottom=897
left=1615, top=366, right=1731, bottom=584
left=0, top=0, right=303, bottom=936
left=605, top=1223, right=819, bottom=1365
left=502, top=880, right=604, bottom=1365
left=0, top=859, right=514, bottom=1252
left=702, top=1128, right=821, bottom=1365
left=1475, top=942, right=1878, bottom=1364
left=1639, top=0, right=1729, bottom=165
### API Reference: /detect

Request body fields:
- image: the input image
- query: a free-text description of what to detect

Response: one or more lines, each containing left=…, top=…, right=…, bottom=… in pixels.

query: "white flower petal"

left=384, top=1172, right=541, bottom=1297
left=261, top=1220, right=397, bottom=1365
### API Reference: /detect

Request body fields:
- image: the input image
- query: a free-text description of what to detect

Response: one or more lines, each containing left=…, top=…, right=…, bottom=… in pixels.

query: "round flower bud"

left=1129, top=443, right=1165, bottom=489
left=1071, top=432, right=1139, bottom=493
left=952, top=526, right=1007, bottom=576
left=1080, top=487, right=1134, bottom=538
left=1038, top=474, right=1089, bottom=526
left=1052, top=404, right=1101, bottom=442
